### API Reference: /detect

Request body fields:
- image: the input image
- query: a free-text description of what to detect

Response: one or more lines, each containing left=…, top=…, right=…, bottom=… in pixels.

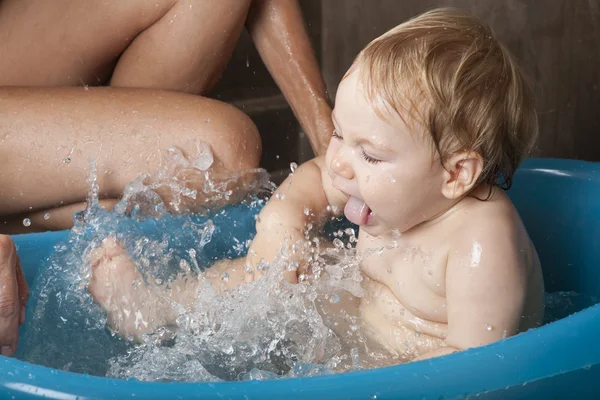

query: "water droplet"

left=43, top=213, right=50, bottom=220
left=221, top=272, right=229, bottom=282
left=275, top=193, right=285, bottom=200
left=486, top=324, right=493, bottom=331
left=303, top=207, right=310, bottom=216
left=389, top=177, right=396, bottom=183
left=290, top=162, right=298, bottom=173
left=243, top=263, right=254, bottom=274
left=22, top=218, right=31, bottom=227
left=329, top=294, right=340, bottom=304
left=64, top=157, right=71, bottom=164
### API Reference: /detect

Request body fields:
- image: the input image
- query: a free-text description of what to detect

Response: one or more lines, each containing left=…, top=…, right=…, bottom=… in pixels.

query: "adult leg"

left=0, top=0, right=252, bottom=94
left=0, top=87, right=261, bottom=233
left=111, top=0, right=253, bottom=94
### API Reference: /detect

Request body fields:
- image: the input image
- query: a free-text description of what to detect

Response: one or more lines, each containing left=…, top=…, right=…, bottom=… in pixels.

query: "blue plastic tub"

left=2, top=158, right=600, bottom=399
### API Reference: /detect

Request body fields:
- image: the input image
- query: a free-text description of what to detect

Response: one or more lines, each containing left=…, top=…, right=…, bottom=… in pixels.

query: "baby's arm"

left=244, top=156, right=346, bottom=283
left=172, top=156, right=343, bottom=295
left=414, top=221, right=528, bottom=361
left=88, top=156, right=345, bottom=337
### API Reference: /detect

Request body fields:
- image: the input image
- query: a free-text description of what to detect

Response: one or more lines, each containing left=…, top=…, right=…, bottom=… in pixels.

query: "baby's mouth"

left=344, top=196, right=373, bottom=226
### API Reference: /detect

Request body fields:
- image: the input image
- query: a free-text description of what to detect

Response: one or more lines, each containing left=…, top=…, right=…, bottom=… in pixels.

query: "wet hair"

left=347, top=7, right=538, bottom=190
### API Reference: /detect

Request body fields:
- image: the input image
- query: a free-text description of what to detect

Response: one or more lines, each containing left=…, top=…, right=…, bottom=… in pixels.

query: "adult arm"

left=247, top=0, right=334, bottom=156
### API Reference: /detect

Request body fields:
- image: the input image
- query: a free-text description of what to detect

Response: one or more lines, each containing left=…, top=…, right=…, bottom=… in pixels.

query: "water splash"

left=17, top=144, right=383, bottom=382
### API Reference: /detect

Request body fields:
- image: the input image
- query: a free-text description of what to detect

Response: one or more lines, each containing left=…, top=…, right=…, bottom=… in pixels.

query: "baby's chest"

left=362, top=246, right=445, bottom=289
left=358, top=239, right=448, bottom=317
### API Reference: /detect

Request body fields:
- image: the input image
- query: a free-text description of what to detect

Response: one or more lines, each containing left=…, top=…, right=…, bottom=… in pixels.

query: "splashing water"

left=17, top=144, right=380, bottom=382
left=19, top=143, right=594, bottom=382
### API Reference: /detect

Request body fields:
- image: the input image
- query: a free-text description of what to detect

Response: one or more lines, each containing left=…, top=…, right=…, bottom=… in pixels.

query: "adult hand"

left=0, top=235, right=29, bottom=357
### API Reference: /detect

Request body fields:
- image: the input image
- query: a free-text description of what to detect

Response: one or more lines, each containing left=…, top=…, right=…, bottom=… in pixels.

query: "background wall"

left=210, top=0, right=600, bottom=170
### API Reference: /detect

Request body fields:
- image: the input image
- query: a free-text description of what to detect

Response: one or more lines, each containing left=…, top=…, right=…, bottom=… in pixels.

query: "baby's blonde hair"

left=350, top=7, right=538, bottom=189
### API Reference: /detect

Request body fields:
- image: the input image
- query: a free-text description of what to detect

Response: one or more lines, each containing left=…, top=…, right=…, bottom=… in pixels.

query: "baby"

left=88, top=8, right=544, bottom=362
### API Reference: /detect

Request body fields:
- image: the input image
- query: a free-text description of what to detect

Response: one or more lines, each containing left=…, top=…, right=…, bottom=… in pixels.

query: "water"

left=17, top=146, right=375, bottom=382
left=542, top=291, right=599, bottom=325
left=15, top=145, right=599, bottom=383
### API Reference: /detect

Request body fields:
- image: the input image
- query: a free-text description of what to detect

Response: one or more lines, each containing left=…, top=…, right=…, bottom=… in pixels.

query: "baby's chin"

left=359, top=215, right=412, bottom=239
left=357, top=216, right=394, bottom=238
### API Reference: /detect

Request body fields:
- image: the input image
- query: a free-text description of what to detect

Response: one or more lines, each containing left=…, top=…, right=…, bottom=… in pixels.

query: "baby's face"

left=326, top=70, right=447, bottom=236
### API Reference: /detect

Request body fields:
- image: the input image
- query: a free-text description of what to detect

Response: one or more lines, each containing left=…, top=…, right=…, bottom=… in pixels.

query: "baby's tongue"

left=344, top=196, right=370, bottom=225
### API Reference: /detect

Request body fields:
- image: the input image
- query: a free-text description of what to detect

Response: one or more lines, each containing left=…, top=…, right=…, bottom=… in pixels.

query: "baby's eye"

left=361, top=150, right=382, bottom=164
left=332, top=129, right=343, bottom=140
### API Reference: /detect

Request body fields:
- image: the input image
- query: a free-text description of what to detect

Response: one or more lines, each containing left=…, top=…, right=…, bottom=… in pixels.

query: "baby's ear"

left=440, top=152, right=483, bottom=200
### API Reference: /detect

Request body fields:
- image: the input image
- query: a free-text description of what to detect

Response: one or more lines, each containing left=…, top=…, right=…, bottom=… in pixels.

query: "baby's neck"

left=417, top=185, right=495, bottom=230
left=356, top=185, right=495, bottom=245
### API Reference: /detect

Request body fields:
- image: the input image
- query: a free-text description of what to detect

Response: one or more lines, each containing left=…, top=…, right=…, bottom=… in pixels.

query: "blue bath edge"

left=2, top=157, right=600, bottom=399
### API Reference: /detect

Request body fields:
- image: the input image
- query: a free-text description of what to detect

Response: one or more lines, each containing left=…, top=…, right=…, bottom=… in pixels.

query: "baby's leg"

left=88, top=237, right=247, bottom=338
left=0, top=87, right=261, bottom=233
left=0, top=0, right=252, bottom=94
left=88, top=237, right=173, bottom=338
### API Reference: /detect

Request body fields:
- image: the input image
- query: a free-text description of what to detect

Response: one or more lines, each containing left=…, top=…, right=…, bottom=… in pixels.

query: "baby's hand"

left=242, top=157, right=335, bottom=286
left=243, top=228, right=313, bottom=286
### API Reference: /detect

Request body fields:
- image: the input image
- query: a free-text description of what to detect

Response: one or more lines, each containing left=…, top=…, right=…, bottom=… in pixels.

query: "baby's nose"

left=330, top=148, right=354, bottom=179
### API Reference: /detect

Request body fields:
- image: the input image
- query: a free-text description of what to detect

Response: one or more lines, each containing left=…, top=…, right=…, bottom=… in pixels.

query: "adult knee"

left=209, top=103, right=262, bottom=172
left=175, top=100, right=262, bottom=173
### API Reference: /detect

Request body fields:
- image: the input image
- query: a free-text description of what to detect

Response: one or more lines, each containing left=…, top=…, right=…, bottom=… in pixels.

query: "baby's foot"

left=88, top=237, right=162, bottom=337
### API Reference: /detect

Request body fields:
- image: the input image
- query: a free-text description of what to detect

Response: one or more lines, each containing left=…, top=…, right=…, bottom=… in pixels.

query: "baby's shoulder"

left=450, top=188, right=530, bottom=255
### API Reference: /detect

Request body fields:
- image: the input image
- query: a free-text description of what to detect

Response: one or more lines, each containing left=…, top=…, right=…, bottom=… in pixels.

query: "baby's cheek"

left=325, top=147, right=339, bottom=177
left=364, top=178, right=395, bottom=208
left=325, top=139, right=341, bottom=161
